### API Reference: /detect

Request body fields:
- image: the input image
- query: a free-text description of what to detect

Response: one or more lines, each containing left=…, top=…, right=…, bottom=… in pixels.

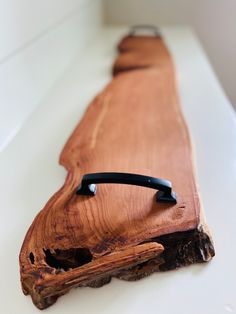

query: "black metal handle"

left=76, top=172, right=176, bottom=203
left=129, top=25, right=161, bottom=37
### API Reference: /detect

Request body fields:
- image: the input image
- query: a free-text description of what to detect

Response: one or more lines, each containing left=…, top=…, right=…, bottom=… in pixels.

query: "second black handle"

left=129, top=25, right=161, bottom=37
left=76, top=172, right=177, bottom=203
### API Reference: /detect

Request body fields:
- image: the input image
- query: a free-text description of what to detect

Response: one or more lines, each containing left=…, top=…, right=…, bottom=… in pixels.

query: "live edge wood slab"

left=19, top=32, right=215, bottom=309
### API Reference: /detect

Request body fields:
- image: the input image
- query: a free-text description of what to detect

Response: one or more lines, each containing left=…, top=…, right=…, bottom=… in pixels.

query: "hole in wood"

left=29, top=252, right=35, bottom=264
left=44, top=248, right=93, bottom=271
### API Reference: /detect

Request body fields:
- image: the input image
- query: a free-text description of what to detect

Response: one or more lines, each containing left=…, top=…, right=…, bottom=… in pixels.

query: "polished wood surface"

left=20, top=35, right=213, bottom=309
left=113, top=35, right=170, bottom=75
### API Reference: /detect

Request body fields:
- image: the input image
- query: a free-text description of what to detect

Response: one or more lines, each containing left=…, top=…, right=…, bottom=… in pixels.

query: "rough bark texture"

left=19, top=34, right=215, bottom=310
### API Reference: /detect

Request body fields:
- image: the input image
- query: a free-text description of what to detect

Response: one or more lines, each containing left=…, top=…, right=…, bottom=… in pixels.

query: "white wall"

left=104, top=0, right=236, bottom=109
left=0, top=0, right=103, bottom=151
left=0, top=0, right=88, bottom=63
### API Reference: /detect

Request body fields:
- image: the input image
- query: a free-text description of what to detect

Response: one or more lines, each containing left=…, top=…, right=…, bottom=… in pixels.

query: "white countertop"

left=1, top=26, right=236, bottom=314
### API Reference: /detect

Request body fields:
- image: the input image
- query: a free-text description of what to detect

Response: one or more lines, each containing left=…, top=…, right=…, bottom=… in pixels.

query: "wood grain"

left=20, top=35, right=214, bottom=309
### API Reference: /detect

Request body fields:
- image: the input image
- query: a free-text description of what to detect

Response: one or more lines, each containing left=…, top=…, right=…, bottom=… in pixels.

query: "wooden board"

left=20, top=34, right=214, bottom=309
left=113, top=34, right=170, bottom=75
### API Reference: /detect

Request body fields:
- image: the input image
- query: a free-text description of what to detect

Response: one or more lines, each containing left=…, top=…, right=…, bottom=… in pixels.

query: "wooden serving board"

left=20, top=31, right=214, bottom=309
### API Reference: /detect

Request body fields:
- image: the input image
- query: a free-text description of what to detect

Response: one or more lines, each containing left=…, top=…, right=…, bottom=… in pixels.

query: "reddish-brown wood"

left=20, top=35, right=214, bottom=310
left=113, top=35, right=170, bottom=75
